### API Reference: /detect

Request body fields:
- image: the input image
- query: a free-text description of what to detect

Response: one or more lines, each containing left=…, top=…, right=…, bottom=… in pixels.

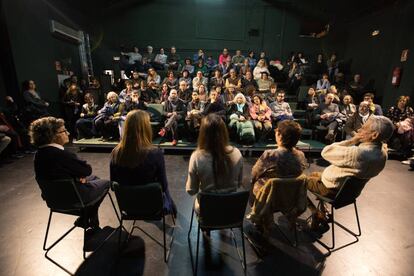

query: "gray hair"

left=367, top=115, right=394, bottom=142
left=233, top=93, right=246, bottom=104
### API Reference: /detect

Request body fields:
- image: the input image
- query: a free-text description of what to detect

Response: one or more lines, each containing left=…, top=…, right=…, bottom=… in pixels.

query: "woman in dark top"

left=110, top=110, right=176, bottom=215
left=30, top=117, right=110, bottom=230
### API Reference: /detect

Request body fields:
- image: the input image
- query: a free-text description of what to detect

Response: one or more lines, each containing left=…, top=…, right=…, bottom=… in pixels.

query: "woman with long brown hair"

left=110, top=110, right=176, bottom=215
left=186, top=113, right=243, bottom=201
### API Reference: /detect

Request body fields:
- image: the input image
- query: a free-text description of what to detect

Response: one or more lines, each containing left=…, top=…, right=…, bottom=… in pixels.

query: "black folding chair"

left=111, top=182, right=175, bottom=262
left=310, top=176, right=369, bottom=255
left=187, top=191, right=249, bottom=276
left=37, top=178, right=118, bottom=275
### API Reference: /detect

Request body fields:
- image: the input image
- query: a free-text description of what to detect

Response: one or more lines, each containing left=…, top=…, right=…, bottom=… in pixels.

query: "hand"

left=172, top=111, right=177, bottom=116
left=45, top=102, right=50, bottom=107
left=79, top=177, right=87, bottom=184
left=75, top=102, right=80, bottom=106
left=80, top=113, right=85, bottom=118
left=320, top=114, right=328, bottom=120
left=167, top=112, right=173, bottom=117
left=239, top=116, right=246, bottom=121
left=0, top=125, right=10, bottom=132
left=5, top=96, right=13, bottom=103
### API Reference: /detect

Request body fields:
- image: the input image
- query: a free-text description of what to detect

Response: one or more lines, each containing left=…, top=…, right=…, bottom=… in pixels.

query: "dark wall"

left=1, top=0, right=87, bottom=113
left=90, top=0, right=323, bottom=74
left=325, top=1, right=414, bottom=108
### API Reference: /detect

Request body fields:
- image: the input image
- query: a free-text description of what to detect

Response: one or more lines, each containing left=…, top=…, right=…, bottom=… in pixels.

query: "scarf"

left=236, top=103, right=245, bottom=113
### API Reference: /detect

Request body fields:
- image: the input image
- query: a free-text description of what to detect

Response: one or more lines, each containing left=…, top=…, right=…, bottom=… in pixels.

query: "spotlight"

left=371, top=30, right=380, bottom=36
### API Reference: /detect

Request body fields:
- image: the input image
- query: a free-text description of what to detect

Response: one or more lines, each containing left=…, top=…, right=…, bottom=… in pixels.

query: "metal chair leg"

left=240, top=227, right=247, bottom=271
left=195, top=225, right=200, bottom=276
left=43, top=210, right=53, bottom=251
left=163, top=213, right=167, bottom=262
left=188, top=205, right=195, bottom=239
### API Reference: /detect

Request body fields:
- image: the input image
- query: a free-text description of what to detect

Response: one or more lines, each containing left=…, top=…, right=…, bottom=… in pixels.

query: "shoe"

left=11, top=153, right=25, bottom=159
left=158, top=128, right=166, bottom=137
left=402, top=160, right=410, bottom=165
left=171, top=139, right=177, bottom=146
left=85, top=226, right=102, bottom=237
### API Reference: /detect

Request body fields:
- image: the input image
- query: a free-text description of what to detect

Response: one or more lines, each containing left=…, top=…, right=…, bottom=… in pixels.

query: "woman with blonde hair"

left=228, top=93, right=255, bottom=144
left=110, top=110, right=176, bottom=215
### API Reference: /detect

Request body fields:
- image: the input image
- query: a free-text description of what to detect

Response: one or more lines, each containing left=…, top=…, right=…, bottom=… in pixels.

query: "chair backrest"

left=112, top=182, right=163, bottom=220
left=198, top=191, right=249, bottom=229
left=333, top=177, right=369, bottom=209
left=36, top=178, right=84, bottom=211
left=147, top=103, right=164, bottom=122
left=268, top=175, right=307, bottom=215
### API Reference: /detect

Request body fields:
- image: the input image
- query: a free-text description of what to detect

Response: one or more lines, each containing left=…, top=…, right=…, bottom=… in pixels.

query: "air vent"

left=50, top=20, right=82, bottom=44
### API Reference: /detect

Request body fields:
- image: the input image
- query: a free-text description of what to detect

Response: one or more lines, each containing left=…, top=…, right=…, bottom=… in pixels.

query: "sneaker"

left=158, top=128, right=166, bottom=137
left=171, top=139, right=177, bottom=146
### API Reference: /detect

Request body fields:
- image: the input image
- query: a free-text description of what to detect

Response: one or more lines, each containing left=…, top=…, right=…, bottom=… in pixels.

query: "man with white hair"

left=306, top=115, right=394, bottom=226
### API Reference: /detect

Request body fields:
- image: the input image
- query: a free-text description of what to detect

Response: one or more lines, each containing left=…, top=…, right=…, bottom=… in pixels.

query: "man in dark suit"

left=30, top=117, right=110, bottom=231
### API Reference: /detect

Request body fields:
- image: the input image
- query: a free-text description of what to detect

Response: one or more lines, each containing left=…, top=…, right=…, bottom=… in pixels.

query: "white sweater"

left=321, top=140, right=388, bottom=188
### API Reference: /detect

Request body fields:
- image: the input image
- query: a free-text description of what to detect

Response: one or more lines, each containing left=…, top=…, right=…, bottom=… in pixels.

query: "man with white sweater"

left=306, top=115, right=394, bottom=226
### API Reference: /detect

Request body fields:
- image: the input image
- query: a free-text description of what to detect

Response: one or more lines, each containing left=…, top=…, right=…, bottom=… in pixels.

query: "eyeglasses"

left=57, top=129, right=69, bottom=134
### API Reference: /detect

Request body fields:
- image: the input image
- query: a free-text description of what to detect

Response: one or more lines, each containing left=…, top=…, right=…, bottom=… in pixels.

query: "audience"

left=110, top=110, right=176, bottom=215
left=76, top=93, right=99, bottom=139
left=94, top=92, right=124, bottom=141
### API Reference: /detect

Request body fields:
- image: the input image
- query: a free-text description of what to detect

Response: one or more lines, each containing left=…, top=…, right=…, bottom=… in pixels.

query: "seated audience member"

left=22, top=80, right=49, bottom=122
left=259, top=51, right=269, bottom=66
left=306, top=116, right=394, bottom=227
left=247, top=51, right=257, bottom=68
left=119, top=90, right=148, bottom=137
left=160, top=83, right=170, bottom=103
left=253, top=59, right=270, bottom=80
left=344, top=101, right=372, bottom=139
left=158, top=89, right=185, bottom=146
left=225, top=69, right=242, bottom=90
left=147, top=68, right=161, bottom=87
left=0, top=112, right=24, bottom=158
left=167, top=46, right=180, bottom=70
left=131, top=71, right=142, bottom=89
left=312, top=53, right=326, bottom=77
left=257, top=72, right=273, bottom=94
left=121, top=46, right=143, bottom=72
left=178, top=69, right=192, bottom=87
left=228, top=93, right=255, bottom=144
left=30, top=117, right=110, bottom=230
left=186, top=91, right=204, bottom=139
left=202, top=90, right=226, bottom=121
left=348, top=74, right=364, bottom=103
left=363, top=92, right=383, bottom=115
left=119, top=80, right=133, bottom=102
left=192, top=71, right=208, bottom=92
left=182, top=58, right=195, bottom=76
left=194, top=59, right=209, bottom=77
left=219, top=56, right=233, bottom=78
left=316, top=73, right=330, bottom=92
left=218, top=48, right=231, bottom=65
left=206, top=56, right=218, bottom=72
left=209, top=69, right=225, bottom=90
left=193, top=49, right=205, bottom=63
left=3, top=96, right=35, bottom=152
left=76, top=93, right=99, bottom=139
left=327, top=85, right=341, bottom=104
left=153, top=48, right=168, bottom=70
left=250, top=94, right=272, bottom=141
left=248, top=120, right=306, bottom=229
left=143, top=45, right=155, bottom=65
left=264, top=84, right=277, bottom=105
left=304, top=87, right=320, bottom=111
left=162, top=70, right=178, bottom=90
left=94, top=92, right=124, bottom=141
left=239, top=59, right=251, bottom=77
left=177, top=80, right=192, bottom=103
left=144, top=80, right=161, bottom=103
left=269, top=90, right=293, bottom=124
left=221, top=85, right=236, bottom=107
left=339, top=95, right=356, bottom=121
left=296, top=52, right=308, bottom=66
left=110, top=110, right=176, bottom=215
left=0, top=133, right=11, bottom=155
left=315, top=93, right=340, bottom=143
left=387, top=95, right=414, bottom=154
left=62, top=84, right=82, bottom=140
left=186, top=113, right=243, bottom=211
left=287, top=62, right=303, bottom=93
left=242, top=71, right=258, bottom=97
left=198, top=84, right=209, bottom=102
left=232, top=50, right=245, bottom=69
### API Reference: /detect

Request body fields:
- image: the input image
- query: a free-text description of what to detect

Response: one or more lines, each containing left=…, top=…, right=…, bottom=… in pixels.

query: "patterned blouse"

left=387, top=106, right=414, bottom=124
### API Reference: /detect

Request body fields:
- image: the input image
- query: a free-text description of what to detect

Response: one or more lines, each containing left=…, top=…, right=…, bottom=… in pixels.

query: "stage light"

left=371, top=30, right=380, bottom=36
